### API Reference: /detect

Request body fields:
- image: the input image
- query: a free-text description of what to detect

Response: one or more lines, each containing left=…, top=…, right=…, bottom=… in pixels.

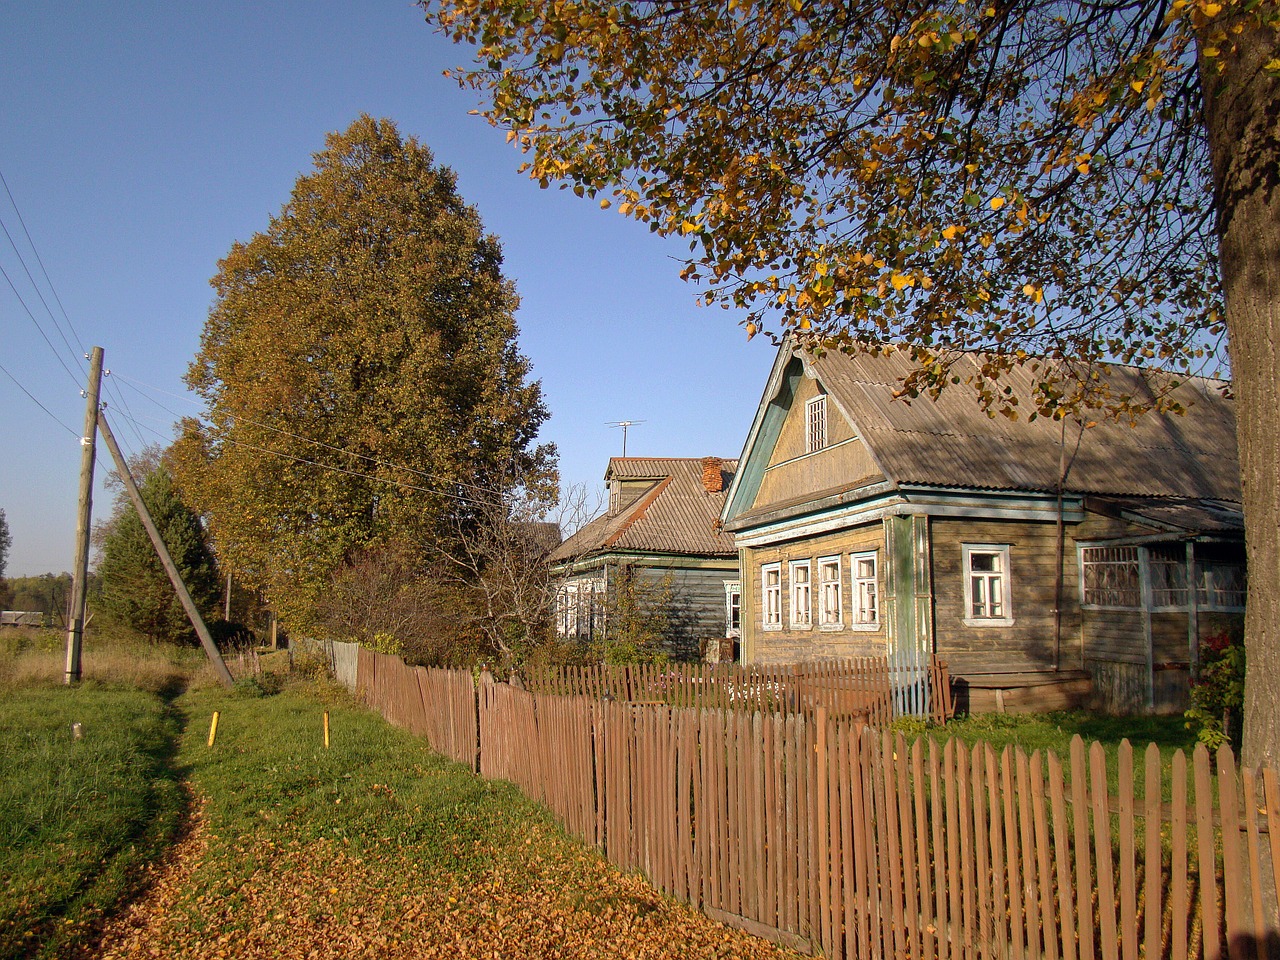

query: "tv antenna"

left=606, top=420, right=645, bottom=457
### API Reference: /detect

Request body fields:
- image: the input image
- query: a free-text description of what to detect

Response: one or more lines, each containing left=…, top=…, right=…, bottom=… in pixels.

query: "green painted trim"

left=724, top=356, right=804, bottom=524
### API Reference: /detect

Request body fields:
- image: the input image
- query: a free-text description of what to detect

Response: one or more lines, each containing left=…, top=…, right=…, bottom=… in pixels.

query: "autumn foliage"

left=172, top=116, right=555, bottom=634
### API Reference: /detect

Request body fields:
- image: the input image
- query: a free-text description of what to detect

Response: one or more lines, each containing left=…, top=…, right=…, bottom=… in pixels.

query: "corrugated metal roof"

left=808, top=350, right=1239, bottom=501
left=551, top=458, right=739, bottom=562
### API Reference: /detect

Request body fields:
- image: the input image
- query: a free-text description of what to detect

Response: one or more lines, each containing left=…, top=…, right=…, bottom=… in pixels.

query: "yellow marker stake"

left=208, top=711, right=220, bottom=747
left=323, top=711, right=330, bottom=749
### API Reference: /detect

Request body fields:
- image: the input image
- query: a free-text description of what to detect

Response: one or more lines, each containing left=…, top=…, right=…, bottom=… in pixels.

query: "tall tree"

left=173, top=116, right=554, bottom=631
left=96, top=463, right=221, bottom=645
left=426, top=1, right=1280, bottom=764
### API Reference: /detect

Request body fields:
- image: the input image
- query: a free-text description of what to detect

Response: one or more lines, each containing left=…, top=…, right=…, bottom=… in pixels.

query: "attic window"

left=806, top=395, right=827, bottom=453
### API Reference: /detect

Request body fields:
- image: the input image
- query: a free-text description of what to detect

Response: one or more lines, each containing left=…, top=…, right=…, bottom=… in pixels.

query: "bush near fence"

left=350, top=649, right=1277, bottom=960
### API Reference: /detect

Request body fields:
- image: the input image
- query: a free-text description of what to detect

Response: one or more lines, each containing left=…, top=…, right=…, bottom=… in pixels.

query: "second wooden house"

left=550, top=456, right=742, bottom=661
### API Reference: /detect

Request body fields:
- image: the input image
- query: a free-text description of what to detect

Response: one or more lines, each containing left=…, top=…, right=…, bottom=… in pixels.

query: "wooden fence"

left=357, top=650, right=1280, bottom=960
left=356, top=648, right=476, bottom=768
left=523, top=656, right=954, bottom=726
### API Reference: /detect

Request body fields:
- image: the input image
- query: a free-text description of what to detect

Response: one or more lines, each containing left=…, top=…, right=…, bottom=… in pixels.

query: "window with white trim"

left=789, top=560, right=812, bottom=629
left=850, top=551, right=879, bottom=628
left=963, top=544, right=1012, bottom=624
left=1081, top=543, right=1246, bottom=611
left=724, top=581, right=742, bottom=638
left=555, top=579, right=604, bottom=639
left=805, top=395, right=827, bottom=453
left=762, top=563, right=782, bottom=630
left=818, top=556, right=843, bottom=629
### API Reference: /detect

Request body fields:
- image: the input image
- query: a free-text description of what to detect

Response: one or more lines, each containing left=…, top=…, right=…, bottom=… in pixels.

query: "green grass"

left=0, top=681, right=187, bottom=960
left=892, top=709, right=1205, bottom=805
left=178, top=681, right=553, bottom=873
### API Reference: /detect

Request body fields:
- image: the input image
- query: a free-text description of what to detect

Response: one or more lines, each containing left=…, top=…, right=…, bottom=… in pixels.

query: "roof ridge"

left=603, top=475, right=673, bottom=548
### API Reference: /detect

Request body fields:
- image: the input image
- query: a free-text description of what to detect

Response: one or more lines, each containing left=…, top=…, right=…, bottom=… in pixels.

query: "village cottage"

left=720, top=343, right=1245, bottom=714
left=550, top=457, right=742, bottom=661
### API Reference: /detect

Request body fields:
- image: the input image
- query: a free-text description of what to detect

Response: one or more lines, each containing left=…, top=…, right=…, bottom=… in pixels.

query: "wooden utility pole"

left=64, top=346, right=103, bottom=685
left=96, top=411, right=235, bottom=688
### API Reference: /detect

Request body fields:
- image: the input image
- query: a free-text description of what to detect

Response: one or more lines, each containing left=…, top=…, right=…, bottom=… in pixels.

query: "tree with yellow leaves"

left=425, top=1, right=1280, bottom=763
left=173, top=116, right=555, bottom=633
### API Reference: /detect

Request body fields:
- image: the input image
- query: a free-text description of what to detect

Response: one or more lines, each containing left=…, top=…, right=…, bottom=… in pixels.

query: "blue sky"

left=0, top=1, right=776, bottom=578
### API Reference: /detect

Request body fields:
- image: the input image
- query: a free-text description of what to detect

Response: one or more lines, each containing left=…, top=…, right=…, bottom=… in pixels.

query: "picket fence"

left=353, top=649, right=1280, bottom=960
left=522, top=657, right=954, bottom=726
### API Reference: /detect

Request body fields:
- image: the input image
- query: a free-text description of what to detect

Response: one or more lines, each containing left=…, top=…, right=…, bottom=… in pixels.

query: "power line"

left=0, top=262, right=83, bottom=387
left=0, top=360, right=80, bottom=438
left=107, top=400, right=510, bottom=511
left=111, top=371, right=516, bottom=504
left=0, top=168, right=86, bottom=355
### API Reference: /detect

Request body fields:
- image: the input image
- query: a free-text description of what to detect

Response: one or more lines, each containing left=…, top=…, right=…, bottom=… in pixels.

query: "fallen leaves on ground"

left=85, top=798, right=803, bottom=960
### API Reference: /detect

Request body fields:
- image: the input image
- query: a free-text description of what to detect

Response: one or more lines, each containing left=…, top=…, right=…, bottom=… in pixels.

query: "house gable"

left=723, top=351, right=889, bottom=529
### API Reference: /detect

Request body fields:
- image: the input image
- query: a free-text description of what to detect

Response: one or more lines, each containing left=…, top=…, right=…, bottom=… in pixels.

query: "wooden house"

left=550, top=457, right=741, bottom=661
left=720, top=343, right=1244, bottom=714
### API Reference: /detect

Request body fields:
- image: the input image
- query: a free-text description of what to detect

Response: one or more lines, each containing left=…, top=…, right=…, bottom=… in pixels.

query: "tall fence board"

left=355, top=649, right=1278, bottom=960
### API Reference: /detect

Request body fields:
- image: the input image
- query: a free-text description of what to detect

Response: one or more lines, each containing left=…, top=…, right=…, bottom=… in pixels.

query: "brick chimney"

left=701, top=457, right=724, bottom=494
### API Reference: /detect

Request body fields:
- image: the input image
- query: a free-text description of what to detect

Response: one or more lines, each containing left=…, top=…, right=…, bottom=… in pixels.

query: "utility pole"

left=64, top=346, right=103, bottom=685
left=96, top=411, right=235, bottom=688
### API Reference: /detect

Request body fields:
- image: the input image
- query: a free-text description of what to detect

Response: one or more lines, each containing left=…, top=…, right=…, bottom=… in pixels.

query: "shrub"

left=1185, top=630, right=1245, bottom=750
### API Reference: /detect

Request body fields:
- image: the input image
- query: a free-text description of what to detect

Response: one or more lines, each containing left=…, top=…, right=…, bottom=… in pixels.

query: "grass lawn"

left=893, top=708, right=1209, bottom=805
left=0, top=628, right=1218, bottom=959
left=84, top=680, right=802, bottom=959
left=0, top=681, right=187, bottom=960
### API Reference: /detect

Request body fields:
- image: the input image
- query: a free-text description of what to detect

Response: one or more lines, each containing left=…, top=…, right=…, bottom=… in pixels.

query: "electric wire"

left=0, top=360, right=80, bottom=438
left=110, top=371, right=520, bottom=505
left=0, top=215, right=83, bottom=373
left=0, top=169, right=149, bottom=450
left=0, top=261, right=84, bottom=387
left=0, top=168, right=86, bottom=353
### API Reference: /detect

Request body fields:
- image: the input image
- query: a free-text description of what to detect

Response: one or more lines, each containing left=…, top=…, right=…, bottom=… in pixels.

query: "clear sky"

left=0, top=1, right=776, bottom=578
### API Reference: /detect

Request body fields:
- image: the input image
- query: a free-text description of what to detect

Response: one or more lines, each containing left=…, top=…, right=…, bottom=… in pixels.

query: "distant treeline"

left=1, top=573, right=87, bottom=625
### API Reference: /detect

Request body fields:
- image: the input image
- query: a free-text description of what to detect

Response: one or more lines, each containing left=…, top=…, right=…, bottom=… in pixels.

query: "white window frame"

left=818, top=556, right=843, bottom=630
left=850, top=550, right=880, bottom=630
left=724, top=580, right=742, bottom=638
left=762, top=562, right=782, bottom=630
left=789, top=559, right=813, bottom=630
left=963, top=544, right=1014, bottom=626
left=556, top=579, right=604, bottom=639
left=805, top=395, right=827, bottom=453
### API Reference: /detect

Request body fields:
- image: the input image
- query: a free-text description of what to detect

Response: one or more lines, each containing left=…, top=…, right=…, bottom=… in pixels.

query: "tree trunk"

left=1199, top=17, right=1280, bottom=768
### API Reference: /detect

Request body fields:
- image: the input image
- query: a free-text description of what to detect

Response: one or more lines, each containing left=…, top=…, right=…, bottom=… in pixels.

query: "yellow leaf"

left=1203, top=2, right=1222, bottom=15
left=1130, top=80, right=1144, bottom=93
left=890, top=272, right=914, bottom=291
left=989, top=196, right=1005, bottom=210
left=745, top=322, right=758, bottom=340
left=942, top=224, right=961, bottom=240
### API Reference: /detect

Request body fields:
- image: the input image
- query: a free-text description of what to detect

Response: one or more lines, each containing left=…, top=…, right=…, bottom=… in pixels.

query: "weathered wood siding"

left=754, top=376, right=882, bottom=510
left=1081, top=608, right=1147, bottom=663
left=740, top=524, right=889, bottom=665
left=625, top=563, right=739, bottom=661
left=931, top=516, right=1082, bottom=675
